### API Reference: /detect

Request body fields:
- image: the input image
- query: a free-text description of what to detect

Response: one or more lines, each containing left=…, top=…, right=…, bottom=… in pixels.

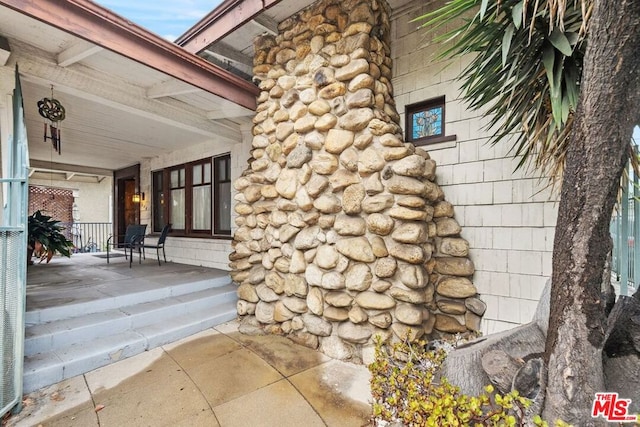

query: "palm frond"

left=414, top=0, right=590, bottom=184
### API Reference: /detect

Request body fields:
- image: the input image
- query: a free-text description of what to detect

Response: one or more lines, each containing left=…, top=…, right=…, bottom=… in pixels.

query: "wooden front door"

left=113, top=164, right=140, bottom=245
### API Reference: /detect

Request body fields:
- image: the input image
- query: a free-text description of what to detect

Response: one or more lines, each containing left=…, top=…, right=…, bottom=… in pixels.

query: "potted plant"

left=27, top=210, right=74, bottom=264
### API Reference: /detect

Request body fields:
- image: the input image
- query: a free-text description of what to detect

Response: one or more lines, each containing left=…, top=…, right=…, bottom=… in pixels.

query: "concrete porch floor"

left=6, top=321, right=373, bottom=427
left=26, top=252, right=230, bottom=313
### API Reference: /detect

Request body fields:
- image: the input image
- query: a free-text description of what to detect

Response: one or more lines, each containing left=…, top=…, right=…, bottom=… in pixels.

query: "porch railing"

left=1, top=66, right=29, bottom=417
left=59, top=222, right=112, bottom=253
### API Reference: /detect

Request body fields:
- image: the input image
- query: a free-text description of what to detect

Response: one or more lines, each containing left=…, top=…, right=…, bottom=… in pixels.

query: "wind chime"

left=37, top=86, right=65, bottom=155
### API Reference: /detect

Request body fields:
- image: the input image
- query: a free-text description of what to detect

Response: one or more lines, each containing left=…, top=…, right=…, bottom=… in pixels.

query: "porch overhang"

left=0, top=0, right=260, bottom=174
left=176, top=0, right=284, bottom=55
left=0, top=0, right=259, bottom=110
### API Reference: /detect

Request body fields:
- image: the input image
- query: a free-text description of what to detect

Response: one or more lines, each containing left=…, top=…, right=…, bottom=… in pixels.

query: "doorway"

left=113, top=164, right=140, bottom=245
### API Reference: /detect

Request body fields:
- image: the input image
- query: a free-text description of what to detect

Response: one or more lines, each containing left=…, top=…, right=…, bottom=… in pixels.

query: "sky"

left=97, top=0, right=222, bottom=41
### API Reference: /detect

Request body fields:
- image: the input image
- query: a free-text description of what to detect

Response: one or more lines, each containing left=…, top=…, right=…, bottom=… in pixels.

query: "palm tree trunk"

left=543, top=0, right=640, bottom=424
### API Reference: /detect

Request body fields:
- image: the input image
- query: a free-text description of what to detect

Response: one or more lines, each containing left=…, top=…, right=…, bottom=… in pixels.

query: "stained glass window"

left=405, top=96, right=456, bottom=146
left=411, top=106, right=443, bottom=139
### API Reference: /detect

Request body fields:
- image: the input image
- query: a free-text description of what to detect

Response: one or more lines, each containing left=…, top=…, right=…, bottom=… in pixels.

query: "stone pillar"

left=230, top=0, right=485, bottom=361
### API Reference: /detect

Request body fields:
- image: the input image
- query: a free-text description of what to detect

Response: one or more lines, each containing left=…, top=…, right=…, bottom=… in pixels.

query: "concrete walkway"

left=6, top=321, right=373, bottom=427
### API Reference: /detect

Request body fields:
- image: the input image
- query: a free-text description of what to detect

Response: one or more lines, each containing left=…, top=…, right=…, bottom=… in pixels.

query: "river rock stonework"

left=229, top=0, right=484, bottom=361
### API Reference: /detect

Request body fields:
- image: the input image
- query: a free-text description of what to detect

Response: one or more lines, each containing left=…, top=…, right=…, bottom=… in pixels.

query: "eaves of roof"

left=175, top=0, right=283, bottom=55
left=0, top=0, right=259, bottom=110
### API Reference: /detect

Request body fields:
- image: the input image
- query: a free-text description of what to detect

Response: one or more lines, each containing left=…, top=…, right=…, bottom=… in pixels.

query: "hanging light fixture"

left=37, top=85, right=66, bottom=155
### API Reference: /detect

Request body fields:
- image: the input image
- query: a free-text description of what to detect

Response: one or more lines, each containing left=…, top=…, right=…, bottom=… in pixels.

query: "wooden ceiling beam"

left=204, top=42, right=253, bottom=68
left=250, top=14, right=278, bottom=36
left=30, top=159, right=112, bottom=176
left=146, top=80, right=201, bottom=99
left=57, top=40, right=103, bottom=67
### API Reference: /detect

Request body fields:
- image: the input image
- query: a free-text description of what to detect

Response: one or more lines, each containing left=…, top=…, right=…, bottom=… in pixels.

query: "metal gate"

left=610, top=140, right=639, bottom=297
left=0, top=66, right=29, bottom=417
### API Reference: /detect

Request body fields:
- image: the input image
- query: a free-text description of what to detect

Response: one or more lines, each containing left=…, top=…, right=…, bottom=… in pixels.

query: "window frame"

left=168, top=164, right=187, bottom=233
left=152, top=170, right=167, bottom=233
left=213, top=154, right=232, bottom=236
left=151, top=153, right=231, bottom=239
left=189, top=158, right=213, bottom=235
left=405, top=96, right=457, bottom=146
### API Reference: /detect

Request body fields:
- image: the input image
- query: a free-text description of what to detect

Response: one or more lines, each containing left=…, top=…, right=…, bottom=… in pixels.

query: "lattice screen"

left=28, top=186, right=73, bottom=224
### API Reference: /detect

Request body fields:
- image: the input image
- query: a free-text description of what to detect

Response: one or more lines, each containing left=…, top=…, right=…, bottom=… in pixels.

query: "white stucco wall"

left=139, top=126, right=252, bottom=270
left=391, top=0, right=559, bottom=334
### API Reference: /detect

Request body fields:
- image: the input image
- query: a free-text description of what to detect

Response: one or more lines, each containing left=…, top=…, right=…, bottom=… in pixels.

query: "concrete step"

left=23, top=279, right=238, bottom=393
left=26, top=274, right=231, bottom=325
left=24, top=284, right=237, bottom=356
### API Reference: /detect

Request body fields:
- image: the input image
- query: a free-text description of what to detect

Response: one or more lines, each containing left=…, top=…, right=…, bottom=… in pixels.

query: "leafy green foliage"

left=415, top=0, right=589, bottom=180
left=368, top=337, right=568, bottom=426
left=28, top=210, right=73, bottom=263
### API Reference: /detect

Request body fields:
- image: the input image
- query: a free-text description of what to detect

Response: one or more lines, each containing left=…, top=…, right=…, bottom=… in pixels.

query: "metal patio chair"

left=141, top=224, right=171, bottom=266
left=106, top=224, right=147, bottom=267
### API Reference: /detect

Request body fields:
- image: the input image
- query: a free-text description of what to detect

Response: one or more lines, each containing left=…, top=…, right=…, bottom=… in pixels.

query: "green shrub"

left=368, top=336, right=569, bottom=427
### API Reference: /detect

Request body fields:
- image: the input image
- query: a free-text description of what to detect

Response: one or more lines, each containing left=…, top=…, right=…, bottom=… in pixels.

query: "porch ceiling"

left=0, top=1, right=258, bottom=174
